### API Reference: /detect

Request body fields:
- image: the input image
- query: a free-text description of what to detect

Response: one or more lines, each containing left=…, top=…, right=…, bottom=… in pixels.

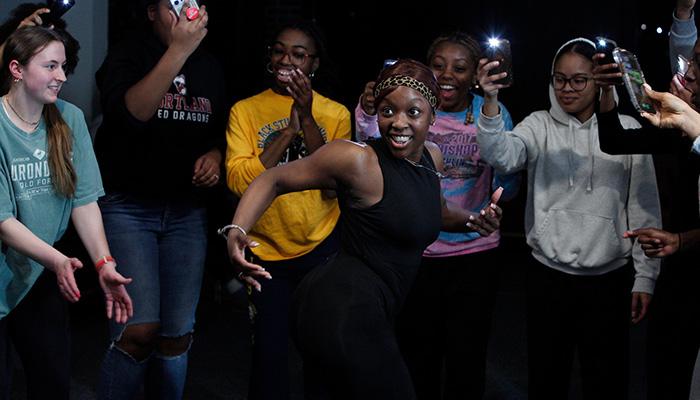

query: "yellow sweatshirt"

left=225, top=89, right=351, bottom=261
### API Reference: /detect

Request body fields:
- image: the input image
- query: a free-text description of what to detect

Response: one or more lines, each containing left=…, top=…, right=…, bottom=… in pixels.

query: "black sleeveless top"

left=337, top=139, right=442, bottom=303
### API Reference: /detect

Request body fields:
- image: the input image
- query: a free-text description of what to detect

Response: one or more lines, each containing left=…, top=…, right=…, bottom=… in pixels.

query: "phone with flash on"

left=594, top=36, right=622, bottom=85
left=612, top=48, right=655, bottom=113
left=169, top=0, right=199, bottom=18
left=43, top=0, right=76, bottom=26
left=483, top=38, right=513, bottom=86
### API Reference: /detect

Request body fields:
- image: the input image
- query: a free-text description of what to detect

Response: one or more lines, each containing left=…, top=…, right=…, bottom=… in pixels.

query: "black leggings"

left=0, top=270, right=70, bottom=400
left=292, top=253, right=415, bottom=400
left=526, top=260, right=632, bottom=400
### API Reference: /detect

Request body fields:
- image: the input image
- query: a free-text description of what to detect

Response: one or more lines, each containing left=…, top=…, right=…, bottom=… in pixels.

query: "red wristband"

left=95, top=255, right=115, bottom=270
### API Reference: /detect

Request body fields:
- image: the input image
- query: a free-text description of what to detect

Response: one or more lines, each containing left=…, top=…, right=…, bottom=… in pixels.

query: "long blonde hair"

left=2, top=27, right=76, bottom=197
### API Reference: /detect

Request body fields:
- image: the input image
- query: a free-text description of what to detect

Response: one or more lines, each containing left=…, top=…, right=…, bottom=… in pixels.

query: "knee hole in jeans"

left=115, top=322, right=161, bottom=361
left=156, top=333, right=193, bottom=357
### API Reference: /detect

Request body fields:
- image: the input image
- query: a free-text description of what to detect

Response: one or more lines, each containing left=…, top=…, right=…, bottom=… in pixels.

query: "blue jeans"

left=97, top=193, right=207, bottom=400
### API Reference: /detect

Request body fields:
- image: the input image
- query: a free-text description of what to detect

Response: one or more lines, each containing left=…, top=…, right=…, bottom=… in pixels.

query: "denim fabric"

left=99, top=192, right=207, bottom=338
left=98, top=344, right=149, bottom=400
left=97, top=193, right=207, bottom=400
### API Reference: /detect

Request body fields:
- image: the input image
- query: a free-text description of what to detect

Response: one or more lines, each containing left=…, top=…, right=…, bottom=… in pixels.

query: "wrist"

left=218, top=223, right=248, bottom=239
left=676, top=7, right=694, bottom=20
left=95, top=255, right=116, bottom=271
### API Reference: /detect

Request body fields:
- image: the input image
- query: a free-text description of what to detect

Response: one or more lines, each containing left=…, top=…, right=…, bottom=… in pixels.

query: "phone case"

left=169, top=0, right=199, bottom=16
left=43, top=0, right=76, bottom=26
left=484, top=39, right=513, bottom=86
left=612, top=48, right=655, bottom=113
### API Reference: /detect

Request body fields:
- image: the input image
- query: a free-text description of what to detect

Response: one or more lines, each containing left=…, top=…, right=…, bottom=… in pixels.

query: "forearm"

left=71, top=202, right=111, bottom=262
left=230, top=170, right=282, bottom=233
left=125, top=47, right=189, bottom=122
left=482, top=95, right=500, bottom=118
left=599, top=87, right=616, bottom=113
left=301, top=116, right=325, bottom=153
left=679, top=228, right=700, bottom=251
left=259, top=129, right=297, bottom=168
left=0, top=217, right=67, bottom=272
left=440, top=200, right=474, bottom=232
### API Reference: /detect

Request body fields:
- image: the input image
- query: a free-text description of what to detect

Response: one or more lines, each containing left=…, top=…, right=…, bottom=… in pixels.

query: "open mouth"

left=388, top=134, right=413, bottom=148
left=276, top=68, right=293, bottom=82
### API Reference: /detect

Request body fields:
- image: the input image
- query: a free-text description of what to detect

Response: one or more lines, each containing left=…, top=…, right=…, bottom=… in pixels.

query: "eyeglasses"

left=551, top=74, right=593, bottom=91
left=267, top=45, right=316, bottom=66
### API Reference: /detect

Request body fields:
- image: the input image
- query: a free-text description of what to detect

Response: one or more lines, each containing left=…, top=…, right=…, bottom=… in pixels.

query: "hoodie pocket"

left=534, top=208, right=621, bottom=268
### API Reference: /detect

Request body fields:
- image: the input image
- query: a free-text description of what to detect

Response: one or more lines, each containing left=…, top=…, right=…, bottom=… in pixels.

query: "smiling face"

left=429, top=41, right=476, bottom=112
left=269, top=28, right=319, bottom=92
left=12, top=40, right=67, bottom=105
left=553, top=52, right=596, bottom=122
left=377, top=86, right=435, bottom=162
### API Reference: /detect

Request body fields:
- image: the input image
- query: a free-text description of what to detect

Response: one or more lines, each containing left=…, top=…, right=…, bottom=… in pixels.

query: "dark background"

left=112, top=0, right=677, bottom=234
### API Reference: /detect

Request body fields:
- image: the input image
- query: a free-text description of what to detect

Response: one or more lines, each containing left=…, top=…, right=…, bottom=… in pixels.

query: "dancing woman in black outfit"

left=224, top=59, right=502, bottom=399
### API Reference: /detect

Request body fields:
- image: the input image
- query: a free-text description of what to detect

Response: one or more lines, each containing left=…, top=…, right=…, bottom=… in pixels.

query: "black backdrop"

left=109, top=0, right=678, bottom=234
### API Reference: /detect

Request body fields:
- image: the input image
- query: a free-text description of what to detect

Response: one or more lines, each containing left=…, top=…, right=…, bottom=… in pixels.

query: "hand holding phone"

left=483, top=38, right=513, bottom=86
left=169, top=0, right=200, bottom=20
left=613, top=48, right=655, bottom=113
left=594, top=36, right=622, bottom=85
left=43, top=0, right=76, bottom=27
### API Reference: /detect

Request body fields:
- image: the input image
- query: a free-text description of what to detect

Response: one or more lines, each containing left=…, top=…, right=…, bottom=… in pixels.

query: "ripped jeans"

left=97, top=193, right=207, bottom=400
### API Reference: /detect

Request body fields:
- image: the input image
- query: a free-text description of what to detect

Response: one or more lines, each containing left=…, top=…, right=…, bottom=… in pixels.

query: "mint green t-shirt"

left=0, top=98, right=104, bottom=318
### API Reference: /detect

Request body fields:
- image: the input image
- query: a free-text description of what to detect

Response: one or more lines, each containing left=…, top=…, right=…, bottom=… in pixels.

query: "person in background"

left=0, top=3, right=79, bottom=74
left=477, top=38, right=661, bottom=399
left=93, top=1, right=226, bottom=399
left=224, top=20, right=350, bottom=400
left=355, top=31, right=519, bottom=399
left=0, top=26, right=132, bottom=399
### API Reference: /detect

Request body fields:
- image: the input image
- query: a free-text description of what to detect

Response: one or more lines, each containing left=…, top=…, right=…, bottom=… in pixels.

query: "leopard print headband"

left=373, top=75, right=438, bottom=108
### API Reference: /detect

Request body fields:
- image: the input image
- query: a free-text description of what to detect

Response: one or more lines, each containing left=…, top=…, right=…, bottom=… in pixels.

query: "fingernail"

left=466, top=222, right=473, bottom=228
left=468, top=215, right=475, bottom=221
left=490, top=203, right=497, bottom=209
left=480, top=210, right=486, bottom=216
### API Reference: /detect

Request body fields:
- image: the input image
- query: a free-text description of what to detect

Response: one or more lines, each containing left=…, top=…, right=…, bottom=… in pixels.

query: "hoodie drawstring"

left=587, top=123, right=594, bottom=192
left=568, top=120, right=574, bottom=189
left=567, top=119, right=595, bottom=191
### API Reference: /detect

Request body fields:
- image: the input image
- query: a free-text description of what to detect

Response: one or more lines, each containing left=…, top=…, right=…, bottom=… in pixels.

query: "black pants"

left=526, top=260, right=632, bottom=400
left=646, top=249, right=700, bottom=399
left=0, top=270, right=70, bottom=400
left=291, top=252, right=415, bottom=400
left=247, top=230, right=339, bottom=400
left=396, top=249, right=501, bottom=400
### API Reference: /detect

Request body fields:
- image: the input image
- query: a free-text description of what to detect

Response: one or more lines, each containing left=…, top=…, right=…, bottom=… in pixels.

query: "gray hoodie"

left=476, top=41, right=661, bottom=294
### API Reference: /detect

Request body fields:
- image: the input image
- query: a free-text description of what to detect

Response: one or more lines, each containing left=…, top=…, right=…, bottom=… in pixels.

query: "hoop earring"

left=266, top=62, right=274, bottom=74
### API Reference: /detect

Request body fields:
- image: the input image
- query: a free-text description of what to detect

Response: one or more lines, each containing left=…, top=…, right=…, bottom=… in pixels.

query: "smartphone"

left=594, top=36, right=622, bottom=85
left=169, top=0, right=199, bottom=17
left=483, top=38, right=513, bottom=86
left=677, top=54, right=690, bottom=87
left=612, top=48, right=655, bottom=113
left=42, top=0, right=76, bottom=26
